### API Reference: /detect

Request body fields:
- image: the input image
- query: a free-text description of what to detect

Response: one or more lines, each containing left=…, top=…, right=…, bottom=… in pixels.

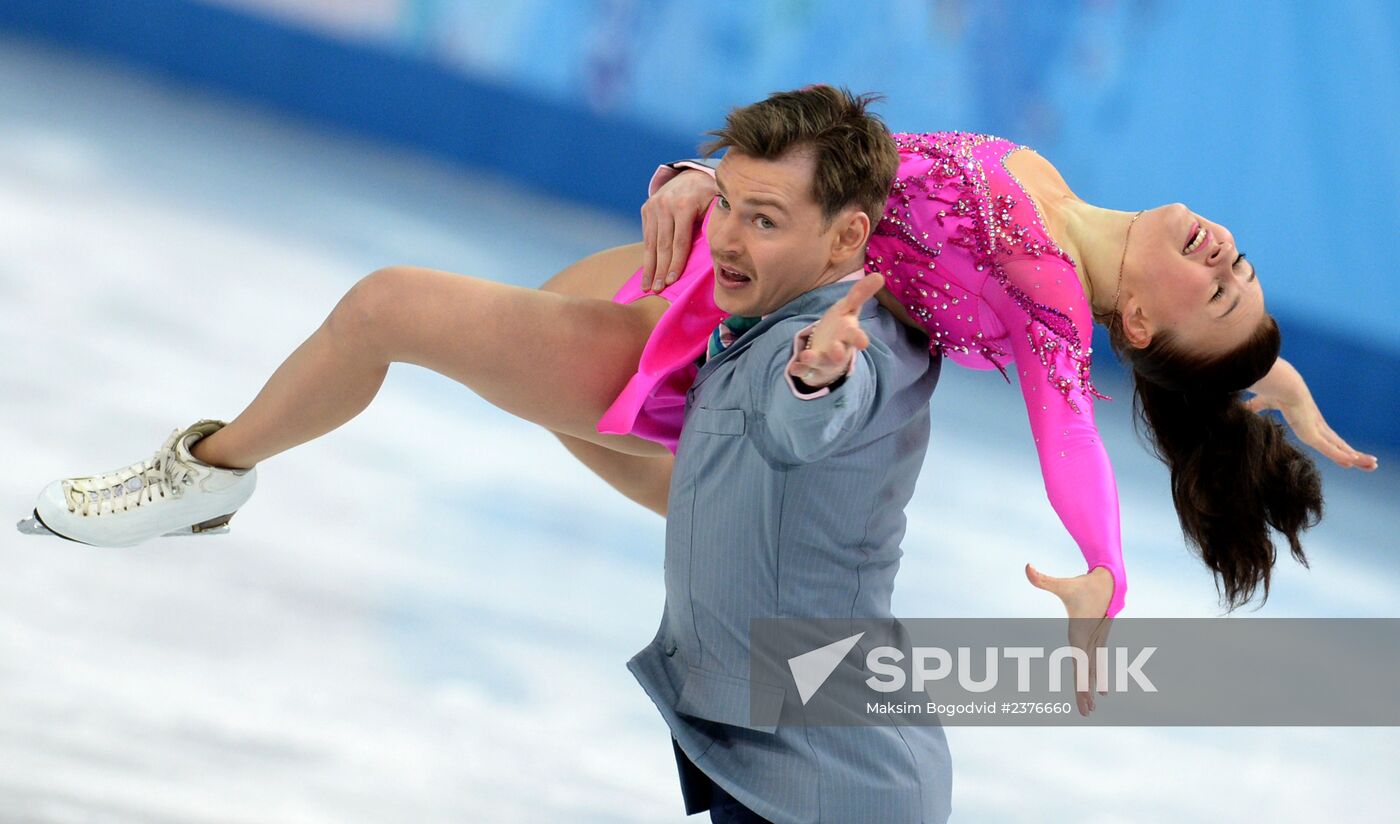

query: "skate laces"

left=62, top=430, right=199, bottom=517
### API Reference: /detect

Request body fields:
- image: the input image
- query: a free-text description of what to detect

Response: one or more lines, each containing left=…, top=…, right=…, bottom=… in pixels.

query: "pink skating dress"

left=598, top=131, right=1127, bottom=618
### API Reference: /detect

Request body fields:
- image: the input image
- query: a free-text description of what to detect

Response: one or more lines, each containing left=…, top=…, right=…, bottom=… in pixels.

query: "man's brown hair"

left=702, top=85, right=899, bottom=228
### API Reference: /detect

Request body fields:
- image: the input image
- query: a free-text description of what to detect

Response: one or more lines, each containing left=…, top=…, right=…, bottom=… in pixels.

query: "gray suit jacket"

left=628, top=278, right=951, bottom=823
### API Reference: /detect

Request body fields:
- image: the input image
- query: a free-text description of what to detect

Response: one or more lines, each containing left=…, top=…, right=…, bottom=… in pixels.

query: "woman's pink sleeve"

left=995, top=291, right=1128, bottom=618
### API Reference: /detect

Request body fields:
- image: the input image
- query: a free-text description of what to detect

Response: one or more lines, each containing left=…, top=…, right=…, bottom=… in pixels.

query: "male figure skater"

left=627, top=87, right=951, bottom=823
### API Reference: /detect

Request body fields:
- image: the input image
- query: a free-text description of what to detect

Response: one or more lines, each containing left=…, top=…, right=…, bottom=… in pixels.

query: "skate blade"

left=15, top=511, right=232, bottom=540
left=15, top=514, right=57, bottom=537
left=185, top=512, right=235, bottom=536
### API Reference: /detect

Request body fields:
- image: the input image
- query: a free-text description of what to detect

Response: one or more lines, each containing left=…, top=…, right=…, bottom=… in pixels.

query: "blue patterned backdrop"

left=3, top=0, right=1397, bottom=446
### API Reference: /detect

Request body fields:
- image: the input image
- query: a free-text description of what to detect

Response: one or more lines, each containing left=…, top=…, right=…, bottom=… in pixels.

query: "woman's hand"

left=1245, top=358, right=1378, bottom=471
left=640, top=169, right=718, bottom=293
left=1026, top=564, right=1114, bottom=716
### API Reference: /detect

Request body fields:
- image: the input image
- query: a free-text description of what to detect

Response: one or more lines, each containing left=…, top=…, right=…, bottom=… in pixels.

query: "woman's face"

left=1119, top=203, right=1265, bottom=354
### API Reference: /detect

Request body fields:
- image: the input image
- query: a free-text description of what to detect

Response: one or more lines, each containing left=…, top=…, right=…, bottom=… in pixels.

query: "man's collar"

left=758, top=268, right=866, bottom=321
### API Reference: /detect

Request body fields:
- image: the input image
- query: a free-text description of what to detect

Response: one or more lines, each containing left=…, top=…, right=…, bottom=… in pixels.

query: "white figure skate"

left=18, top=420, right=257, bottom=547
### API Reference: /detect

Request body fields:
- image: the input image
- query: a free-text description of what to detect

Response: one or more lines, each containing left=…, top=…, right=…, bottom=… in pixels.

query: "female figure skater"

left=27, top=87, right=1376, bottom=629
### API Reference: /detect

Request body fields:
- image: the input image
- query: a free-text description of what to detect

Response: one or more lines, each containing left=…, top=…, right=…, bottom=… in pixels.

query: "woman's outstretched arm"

left=1245, top=357, right=1379, bottom=470
left=988, top=263, right=1125, bottom=620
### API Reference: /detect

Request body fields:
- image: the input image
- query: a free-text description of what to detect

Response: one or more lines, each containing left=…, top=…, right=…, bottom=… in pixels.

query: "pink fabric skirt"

left=598, top=209, right=723, bottom=454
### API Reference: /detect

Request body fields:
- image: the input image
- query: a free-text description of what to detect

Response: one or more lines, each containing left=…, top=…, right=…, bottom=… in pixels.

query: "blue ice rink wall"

left=2, top=0, right=1397, bottom=452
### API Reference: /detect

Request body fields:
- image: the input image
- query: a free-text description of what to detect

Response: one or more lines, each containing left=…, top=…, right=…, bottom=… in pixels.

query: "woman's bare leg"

left=553, top=436, right=673, bottom=516
left=192, top=243, right=670, bottom=470
left=534, top=244, right=683, bottom=514
left=535, top=250, right=679, bottom=514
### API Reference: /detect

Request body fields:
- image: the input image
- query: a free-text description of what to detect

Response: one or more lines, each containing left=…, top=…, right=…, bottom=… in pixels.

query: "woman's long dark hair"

left=1100, top=311, right=1324, bottom=612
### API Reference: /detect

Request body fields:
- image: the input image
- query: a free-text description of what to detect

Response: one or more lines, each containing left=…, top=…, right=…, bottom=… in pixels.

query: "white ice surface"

left=1, top=37, right=1398, bottom=824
